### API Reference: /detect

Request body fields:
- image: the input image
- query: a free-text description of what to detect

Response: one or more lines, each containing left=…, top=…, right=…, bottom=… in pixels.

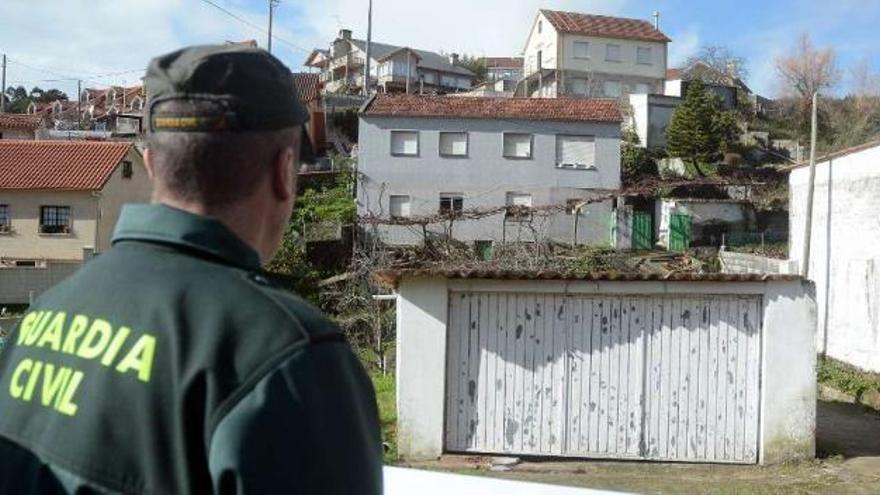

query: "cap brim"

left=299, top=127, right=316, bottom=164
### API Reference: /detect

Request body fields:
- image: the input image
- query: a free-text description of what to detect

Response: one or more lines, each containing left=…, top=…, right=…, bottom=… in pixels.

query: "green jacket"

left=0, top=204, right=383, bottom=494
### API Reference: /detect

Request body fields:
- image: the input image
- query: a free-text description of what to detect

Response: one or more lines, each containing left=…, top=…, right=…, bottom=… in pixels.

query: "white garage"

left=382, top=270, right=817, bottom=465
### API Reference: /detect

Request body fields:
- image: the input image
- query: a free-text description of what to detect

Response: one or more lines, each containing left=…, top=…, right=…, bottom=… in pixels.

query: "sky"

left=1, top=0, right=879, bottom=100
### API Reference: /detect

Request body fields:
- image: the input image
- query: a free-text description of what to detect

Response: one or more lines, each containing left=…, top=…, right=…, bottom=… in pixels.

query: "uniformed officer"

left=0, top=45, right=383, bottom=494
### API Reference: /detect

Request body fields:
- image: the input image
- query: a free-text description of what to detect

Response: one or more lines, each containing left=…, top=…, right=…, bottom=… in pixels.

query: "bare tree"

left=850, top=57, right=880, bottom=113
left=775, top=33, right=840, bottom=99
left=685, top=45, right=749, bottom=84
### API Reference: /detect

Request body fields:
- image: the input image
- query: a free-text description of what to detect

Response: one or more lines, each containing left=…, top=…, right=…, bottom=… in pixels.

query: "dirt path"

left=406, top=399, right=880, bottom=494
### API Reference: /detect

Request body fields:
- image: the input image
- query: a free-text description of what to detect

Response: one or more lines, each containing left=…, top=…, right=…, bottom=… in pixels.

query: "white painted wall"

left=395, top=277, right=816, bottom=464
left=560, top=35, right=666, bottom=80
left=523, top=12, right=559, bottom=76
left=789, top=144, right=880, bottom=372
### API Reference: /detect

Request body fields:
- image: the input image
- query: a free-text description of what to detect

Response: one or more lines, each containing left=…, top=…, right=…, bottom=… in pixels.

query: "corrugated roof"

left=0, top=140, right=133, bottom=190
left=0, top=113, right=44, bottom=130
left=349, top=39, right=475, bottom=77
left=375, top=268, right=801, bottom=287
left=540, top=9, right=671, bottom=43
left=362, top=94, right=621, bottom=123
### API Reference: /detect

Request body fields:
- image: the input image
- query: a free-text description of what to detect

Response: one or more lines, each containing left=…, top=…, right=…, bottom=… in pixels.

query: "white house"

left=305, top=29, right=475, bottom=94
left=357, top=94, right=622, bottom=246
left=381, top=269, right=816, bottom=464
left=520, top=9, right=670, bottom=99
left=789, top=140, right=880, bottom=372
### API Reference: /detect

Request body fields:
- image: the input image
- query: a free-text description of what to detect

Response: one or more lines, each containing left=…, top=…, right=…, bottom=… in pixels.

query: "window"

left=502, top=133, right=532, bottom=158
left=505, top=192, right=532, bottom=220
left=439, top=193, right=463, bottom=216
left=556, top=135, right=596, bottom=169
left=538, top=20, right=542, bottom=34
left=39, top=206, right=71, bottom=234
left=439, top=132, right=468, bottom=156
left=635, top=82, right=651, bottom=94
left=605, top=44, right=622, bottom=62
left=0, top=205, right=9, bottom=233
left=604, top=80, right=621, bottom=98
left=390, top=130, right=419, bottom=156
left=122, top=160, right=133, bottom=179
left=389, top=195, right=411, bottom=219
left=573, top=41, right=590, bottom=59
left=536, top=50, right=542, bottom=70
left=637, top=47, right=652, bottom=65
left=441, top=75, right=457, bottom=87
left=423, top=72, right=436, bottom=84
left=568, top=77, right=589, bottom=96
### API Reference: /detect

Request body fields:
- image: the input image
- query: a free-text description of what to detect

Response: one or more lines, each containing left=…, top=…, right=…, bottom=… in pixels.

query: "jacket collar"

left=112, top=204, right=262, bottom=271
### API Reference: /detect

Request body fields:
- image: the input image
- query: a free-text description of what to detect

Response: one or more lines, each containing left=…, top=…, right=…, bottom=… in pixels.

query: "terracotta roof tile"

left=666, top=68, right=683, bottom=80
left=292, top=73, right=322, bottom=103
left=0, top=113, right=44, bottom=130
left=0, top=140, right=132, bottom=190
left=362, top=94, right=621, bottom=123
left=540, top=9, right=671, bottom=43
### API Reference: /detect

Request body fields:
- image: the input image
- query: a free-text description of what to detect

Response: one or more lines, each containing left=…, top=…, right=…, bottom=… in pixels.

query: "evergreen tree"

left=666, top=79, right=740, bottom=176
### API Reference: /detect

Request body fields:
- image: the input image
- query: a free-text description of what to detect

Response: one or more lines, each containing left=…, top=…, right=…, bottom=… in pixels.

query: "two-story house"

left=0, top=140, right=151, bottom=303
left=357, top=94, right=622, bottom=246
left=305, top=29, right=475, bottom=95
left=519, top=9, right=670, bottom=99
left=0, top=114, right=44, bottom=140
left=27, top=85, right=145, bottom=133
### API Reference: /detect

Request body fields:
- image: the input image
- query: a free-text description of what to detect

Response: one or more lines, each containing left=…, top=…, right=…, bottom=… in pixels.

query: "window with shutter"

left=605, top=44, right=622, bottom=62
left=503, top=133, right=532, bottom=158
left=439, top=193, right=464, bottom=216
left=390, top=131, right=419, bottom=156
left=556, top=135, right=596, bottom=169
left=505, top=192, right=532, bottom=220
left=637, top=47, right=652, bottom=65
left=439, top=132, right=468, bottom=156
left=389, top=195, right=411, bottom=218
left=573, top=41, right=590, bottom=59
left=603, top=80, right=621, bottom=97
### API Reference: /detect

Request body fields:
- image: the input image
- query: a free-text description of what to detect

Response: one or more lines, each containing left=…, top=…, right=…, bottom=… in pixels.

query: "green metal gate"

left=669, top=213, right=692, bottom=252
left=632, top=211, right=653, bottom=250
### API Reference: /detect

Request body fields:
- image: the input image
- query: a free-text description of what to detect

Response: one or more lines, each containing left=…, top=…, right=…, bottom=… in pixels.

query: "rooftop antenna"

left=653, top=11, right=660, bottom=30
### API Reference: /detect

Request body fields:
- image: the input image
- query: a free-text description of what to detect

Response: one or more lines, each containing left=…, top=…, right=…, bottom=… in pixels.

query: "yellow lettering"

left=39, top=364, right=69, bottom=408
left=36, top=312, right=66, bottom=352
left=8, top=359, right=32, bottom=399
left=56, top=370, right=83, bottom=416
left=62, top=314, right=91, bottom=354
left=76, top=319, right=112, bottom=359
left=116, top=334, right=156, bottom=383
left=15, top=312, right=40, bottom=345
left=22, top=360, right=42, bottom=401
left=23, top=311, right=52, bottom=346
left=100, top=326, right=131, bottom=367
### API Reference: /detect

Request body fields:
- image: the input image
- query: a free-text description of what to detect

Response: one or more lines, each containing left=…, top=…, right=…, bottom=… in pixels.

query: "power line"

left=196, top=0, right=310, bottom=54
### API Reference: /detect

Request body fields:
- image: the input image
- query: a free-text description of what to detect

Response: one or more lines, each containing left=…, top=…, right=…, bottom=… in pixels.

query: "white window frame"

left=502, top=133, right=533, bottom=159
left=605, top=43, right=622, bottom=63
left=555, top=134, right=597, bottom=170
left=39, top=205, right=72, bottom=235
left=438, top=193, right=464, bottom=216
left=439, top=131, right=469, bottom=157
left=505, top=192, right=533, bottom=221
left=389, top=195, right=411, bottom=219
left=637, top=47, right=652, bottom=65
left=573, top=41, right=590, bottom=59
left=390, top=130, right=419, bottom=157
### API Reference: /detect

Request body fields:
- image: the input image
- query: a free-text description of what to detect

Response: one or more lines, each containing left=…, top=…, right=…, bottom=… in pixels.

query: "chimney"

left=339, top=29, right=352, bottom=40
left=653, top=11, right=660, bottom=30
left=449, top=53, right=459, bottom=65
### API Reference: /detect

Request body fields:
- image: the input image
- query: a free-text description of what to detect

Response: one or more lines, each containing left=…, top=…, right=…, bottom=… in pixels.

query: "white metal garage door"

left=445, top=292, right=762, bottom=463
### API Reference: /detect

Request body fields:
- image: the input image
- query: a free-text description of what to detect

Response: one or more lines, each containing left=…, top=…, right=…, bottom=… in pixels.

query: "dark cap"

left=145, top=44, right=314, bottom=162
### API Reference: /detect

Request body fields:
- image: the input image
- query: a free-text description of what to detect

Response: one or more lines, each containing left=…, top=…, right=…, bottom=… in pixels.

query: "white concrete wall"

left=395, top=277, right=816, bottom=463
left=789, top=144, right=880, bottom=372
left=560, top=34, right=666, bottom=80
left=95, top=149, right=152, bottom=252
left=0, top=260, right=82, bottom=304
left=664, top=79, right=683, bottom=97
left=0, top=190, right=98, bottom=260
left=523, top=12, right=559, bottom=76
left=0, top=128, right=36, bottom=140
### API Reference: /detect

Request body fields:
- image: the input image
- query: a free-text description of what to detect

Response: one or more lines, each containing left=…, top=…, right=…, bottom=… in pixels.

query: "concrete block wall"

left=719, top=251, right=798, bottom=275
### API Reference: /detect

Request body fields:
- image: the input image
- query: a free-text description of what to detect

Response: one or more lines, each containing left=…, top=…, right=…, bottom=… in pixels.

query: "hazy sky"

left=2, top=0, right=878, bottom=98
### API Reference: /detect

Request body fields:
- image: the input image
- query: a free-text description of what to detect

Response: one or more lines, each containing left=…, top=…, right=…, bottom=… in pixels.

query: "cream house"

left=520, top=9, right=670, bottom=99
left=0, top=140, right=151, bottom=303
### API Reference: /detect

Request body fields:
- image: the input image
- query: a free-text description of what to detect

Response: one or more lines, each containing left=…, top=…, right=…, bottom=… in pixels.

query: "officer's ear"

left=143, top=148, right=156, bottom=180
left=271, top=144, right=296, bottom=202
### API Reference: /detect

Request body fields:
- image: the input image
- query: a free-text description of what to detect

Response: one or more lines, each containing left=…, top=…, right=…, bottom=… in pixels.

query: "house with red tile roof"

left=26, top=85, right=145, bottom=134
left=292, top=72, right=328, bottom=154
left=357, top=94, right=622, bottom=246
left=0, top=141, right=150, bottom=266
left=0, top=113, right=45, bottom=140
left=519, top=9, right=670, bottom=99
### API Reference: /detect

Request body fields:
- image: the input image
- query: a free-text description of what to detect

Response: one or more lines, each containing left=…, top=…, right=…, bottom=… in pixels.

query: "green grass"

left=818, top=356, right=880, bottom=398
left=371, top=372, right=397, bottom=464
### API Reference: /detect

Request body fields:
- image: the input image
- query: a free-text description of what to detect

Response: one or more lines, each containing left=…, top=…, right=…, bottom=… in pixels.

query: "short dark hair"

left=146, top=100, right=297, bottom=209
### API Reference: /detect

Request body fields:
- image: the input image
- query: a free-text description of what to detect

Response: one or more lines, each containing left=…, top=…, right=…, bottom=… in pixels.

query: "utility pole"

left=363, top=0, right=373, bottom=96
left=77, top=80, right=82, bottom=129
left=267, top=0, right=280, bottom=53
left=1, top=54, right=6, bottom=113
left=801, top=91, right=819, bottom=278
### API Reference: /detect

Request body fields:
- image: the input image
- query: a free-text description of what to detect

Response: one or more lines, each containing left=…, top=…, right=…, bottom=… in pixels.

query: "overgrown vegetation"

left=372, top=372, right=397, bottom=464
left=818, top=357, right=880, bottom=399
left=2, top=86, right=69, bottom=113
